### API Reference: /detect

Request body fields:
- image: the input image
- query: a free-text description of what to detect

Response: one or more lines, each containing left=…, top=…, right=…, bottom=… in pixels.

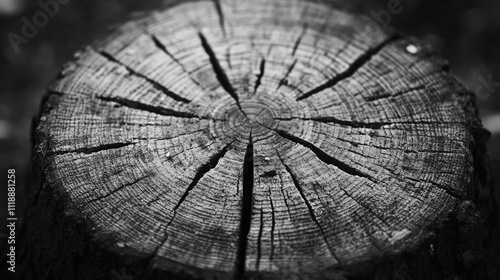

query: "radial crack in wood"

left=97, top=50, right=192, bottom=104
left=174, top=143, right=233, bottom=212
left=212, top=0, right=226, bottom=35
left=81, top=174, right=151, bottom=207
left=275, top=116, right=392, bottom=129
left=273, top=128, right=376, bottom=182
left=143, top=142, right=235, bottom=274
left=253, top=59, right=266, bottom=96
left=149, top=34, right=207, bottom=91
left=236, top=134, right=255, bottom=280
left=199, top=32, right=246, bottom=116
left=296, top=35, right=401, bottom=101
left=292, top=23, right=308, bottom=57
left=278, top=153, right=342, bottom=265
left=48, top=142, right=135, bottom=156
left=97, top=96, right=212, bottom=119
left=277, top=59, right=297, bottom=90
left=364, top=85, right=427, bottom=102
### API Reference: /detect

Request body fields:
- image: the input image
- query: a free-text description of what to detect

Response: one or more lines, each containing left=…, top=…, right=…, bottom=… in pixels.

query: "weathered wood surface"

left=23, top=0, right=489, bottom=279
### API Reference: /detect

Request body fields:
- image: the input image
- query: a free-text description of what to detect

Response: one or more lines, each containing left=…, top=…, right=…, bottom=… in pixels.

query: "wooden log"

left=22, top=0, right=490, bottom=279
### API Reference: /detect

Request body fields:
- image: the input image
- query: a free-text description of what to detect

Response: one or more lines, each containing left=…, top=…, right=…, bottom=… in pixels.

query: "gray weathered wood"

left=22, top=0, right=489, bottom=279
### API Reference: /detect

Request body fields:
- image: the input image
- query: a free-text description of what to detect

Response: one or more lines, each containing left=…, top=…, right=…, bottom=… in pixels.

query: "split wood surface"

left=25, top=0, right=488, bottom=279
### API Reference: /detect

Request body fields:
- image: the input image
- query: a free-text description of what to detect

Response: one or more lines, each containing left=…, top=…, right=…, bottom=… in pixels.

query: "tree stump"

left=24, top=0, right=489, bottom=279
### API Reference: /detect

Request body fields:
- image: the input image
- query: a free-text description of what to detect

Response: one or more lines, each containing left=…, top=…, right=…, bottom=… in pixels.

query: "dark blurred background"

left=0, top=0, right=498, bottom=278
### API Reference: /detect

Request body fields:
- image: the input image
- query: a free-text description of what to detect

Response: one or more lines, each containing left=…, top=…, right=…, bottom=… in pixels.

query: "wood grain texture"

left=23, top=0, right=488, bottom=279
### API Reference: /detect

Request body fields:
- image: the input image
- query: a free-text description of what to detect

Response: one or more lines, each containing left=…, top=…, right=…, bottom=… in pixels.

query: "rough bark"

left=22, top=0, right=489, bottom=279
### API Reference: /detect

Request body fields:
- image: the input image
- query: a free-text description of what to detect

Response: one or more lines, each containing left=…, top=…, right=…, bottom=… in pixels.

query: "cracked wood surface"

left=28, top=0, right=486, bottom=279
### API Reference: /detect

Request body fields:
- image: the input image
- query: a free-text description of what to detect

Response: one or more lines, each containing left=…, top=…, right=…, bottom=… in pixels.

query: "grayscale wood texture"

left=22, top=0, right=489, bottom=279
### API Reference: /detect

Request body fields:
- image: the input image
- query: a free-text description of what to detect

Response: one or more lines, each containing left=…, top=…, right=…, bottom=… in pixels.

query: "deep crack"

left=98, top=50, right=191, bottom=103
left=253, top=59, right=266, bottom=96
left=235, top=133, right=254, bottom=280
left=297, top=35, right=401, bottom=101
left=97, top=96, right=209, bottom=119
left=278, top=154, right=342, bottom=265
left=49, top=142, right=134, bottom=156
left=199, top=32, right=247, bottom=117
left=273, top=129, right=375, bottom=182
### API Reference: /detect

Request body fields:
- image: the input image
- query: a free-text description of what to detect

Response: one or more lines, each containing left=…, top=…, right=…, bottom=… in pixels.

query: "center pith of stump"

left=215, top=98, right=284, bottom=142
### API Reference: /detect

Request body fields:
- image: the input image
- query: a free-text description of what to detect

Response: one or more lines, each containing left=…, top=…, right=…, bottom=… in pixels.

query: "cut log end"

left=24, top=0, right=488, bottom=279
